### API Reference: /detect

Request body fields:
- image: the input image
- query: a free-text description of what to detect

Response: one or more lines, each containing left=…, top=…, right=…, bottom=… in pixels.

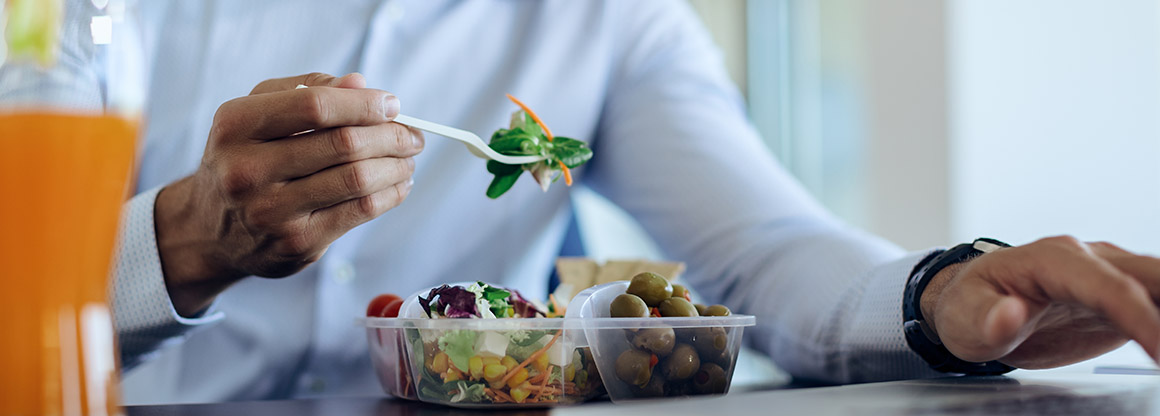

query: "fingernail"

left=406, top=157, right=415, bottom=170
left=411, top=132, right=424, bottom=150
left=404, top=178, right=415, bottom=189
left=383, top=95, right=400, bottom=119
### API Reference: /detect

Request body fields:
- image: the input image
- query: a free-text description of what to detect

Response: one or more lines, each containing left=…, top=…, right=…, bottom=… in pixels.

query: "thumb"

left=982, top=296, right=1036, bottom=351
left=249, top=72, right=366, bottom=95
left=937, top=276, right=1044, bottom=362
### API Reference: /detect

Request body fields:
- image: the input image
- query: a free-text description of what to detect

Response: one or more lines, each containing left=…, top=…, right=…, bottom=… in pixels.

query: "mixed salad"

left=484, top=95, right=593, bottom=199
left=407, top=282, right=601, bottom=405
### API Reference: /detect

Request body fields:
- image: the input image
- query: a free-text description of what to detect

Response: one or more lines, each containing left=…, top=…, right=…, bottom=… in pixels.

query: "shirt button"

left=332, top=261, right=356, bottom=284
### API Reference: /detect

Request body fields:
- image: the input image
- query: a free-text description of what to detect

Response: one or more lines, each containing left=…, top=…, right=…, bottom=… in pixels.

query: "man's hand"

left=922, top=236, right=1160, bottom=369
left=155, top=73, right=423, bottom=317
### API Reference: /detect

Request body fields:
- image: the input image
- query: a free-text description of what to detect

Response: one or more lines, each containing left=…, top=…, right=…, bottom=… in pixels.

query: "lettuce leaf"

left=450, top=381, right=488, bottom=403
left=437, top=330, right=478, bottom=371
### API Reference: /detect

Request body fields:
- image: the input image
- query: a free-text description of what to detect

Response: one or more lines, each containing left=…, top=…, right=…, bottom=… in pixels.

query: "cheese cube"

left=546, top=339, right=573, bottom=367
left=475, top=331, right=508, bottom=358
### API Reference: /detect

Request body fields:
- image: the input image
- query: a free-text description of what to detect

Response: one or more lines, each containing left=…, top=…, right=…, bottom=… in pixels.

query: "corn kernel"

left=431, top=352, right=449, bottom=374
left=510, top=386, right=531, bottom=403
left=506, top=368, right=529, bottom=389
left=533, top=352, right=550, bottom=372
left=444, top=368, right=461, bottom=382
left=482, top=356, right=501, bottom=367
left=501, top=355, right=518, bottom=371
left=484, top=364, right=508, bottom=381
left=468, top=356, right=484, bottom=380
left=564, top=364, right=576, bottom=382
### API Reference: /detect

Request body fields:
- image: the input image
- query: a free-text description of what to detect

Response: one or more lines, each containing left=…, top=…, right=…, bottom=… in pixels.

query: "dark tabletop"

left=122, top=381, right=802, bottom=415
left=125, top=396, right=554, bottom=416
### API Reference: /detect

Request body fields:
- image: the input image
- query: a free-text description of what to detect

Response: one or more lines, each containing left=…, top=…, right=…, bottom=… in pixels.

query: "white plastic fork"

left=392, top=115, right=547, bottom=165
left=294, top=84, right=545, bottom=165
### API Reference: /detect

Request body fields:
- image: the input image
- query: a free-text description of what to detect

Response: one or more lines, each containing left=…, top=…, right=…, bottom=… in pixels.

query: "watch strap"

left=903, top=238, right=1016, bottom=375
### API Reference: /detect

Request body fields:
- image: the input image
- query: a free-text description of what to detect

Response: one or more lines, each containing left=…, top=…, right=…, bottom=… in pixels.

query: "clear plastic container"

left=365, top=317, right=604, bottom=408
left=366, top=323, right=417, bottom=400
left=363, top=281, right=755, bottom=407
left=567, top=282, right=756, bottom=403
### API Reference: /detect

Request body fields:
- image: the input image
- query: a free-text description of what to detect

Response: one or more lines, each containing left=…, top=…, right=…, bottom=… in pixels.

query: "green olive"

left=660, top=344, right=700, bottom=381
left=638, top=372, right=666, bottom=397
left=610, top=294, right=649, bottom=318
left=692, top=363, right=728, bottom=395
left=615, top=349, right=653, bottom=387
left=627, top=272, right=673, bottom=306
left=694, top=303, right=708, bottom=316
left=629, top=327, right=676, bottom=356
left=665, top=379, right=694, bottom=396
left=658, top=297, right=699, bottom=317
left=691, top=327, right=729, bottom=360
left=671, top=284, right=690, bottom=300
left=704, top=304, right=732, bottom=316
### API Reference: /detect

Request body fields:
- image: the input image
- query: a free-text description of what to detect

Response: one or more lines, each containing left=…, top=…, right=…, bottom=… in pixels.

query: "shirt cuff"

left=110, top=186, right=224, bottom=370
left=836, top=250, right=947, bottom=382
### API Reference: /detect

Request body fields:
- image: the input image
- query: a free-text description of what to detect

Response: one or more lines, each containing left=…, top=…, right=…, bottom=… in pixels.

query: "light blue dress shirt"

left=111, top=0, right=943, bottom=404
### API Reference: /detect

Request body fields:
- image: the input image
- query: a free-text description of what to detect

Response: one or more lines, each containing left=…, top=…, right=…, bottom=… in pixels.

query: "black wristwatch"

left=903, top=238, right=1016, bottom=375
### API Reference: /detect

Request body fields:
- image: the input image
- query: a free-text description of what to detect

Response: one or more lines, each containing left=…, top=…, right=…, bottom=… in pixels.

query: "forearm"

left=692, top=224, right=944, bottom=383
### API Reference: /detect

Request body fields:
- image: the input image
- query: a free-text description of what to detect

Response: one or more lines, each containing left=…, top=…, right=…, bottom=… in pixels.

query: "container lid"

left=364, top=315, right=753, bottom=330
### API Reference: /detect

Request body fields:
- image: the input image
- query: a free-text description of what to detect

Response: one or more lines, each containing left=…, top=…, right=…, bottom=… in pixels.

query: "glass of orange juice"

left=0, top=0, right=144, bottom=414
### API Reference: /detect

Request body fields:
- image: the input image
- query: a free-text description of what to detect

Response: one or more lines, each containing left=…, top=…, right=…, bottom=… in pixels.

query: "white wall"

left=948, top=0, right=1160, bottom=254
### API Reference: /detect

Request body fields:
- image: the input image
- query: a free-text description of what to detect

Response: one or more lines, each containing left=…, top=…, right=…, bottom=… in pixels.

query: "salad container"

left=363, top=281, right=755, bottom=407
left=366, top=317, right=604, bottom=407
left=366, top=323, right=417, bottom=400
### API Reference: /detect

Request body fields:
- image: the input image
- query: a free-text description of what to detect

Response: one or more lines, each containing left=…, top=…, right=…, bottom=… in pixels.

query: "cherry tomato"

left=381, top=299, right=403, bottom=318
left=367, top=294, right=403, bottom=317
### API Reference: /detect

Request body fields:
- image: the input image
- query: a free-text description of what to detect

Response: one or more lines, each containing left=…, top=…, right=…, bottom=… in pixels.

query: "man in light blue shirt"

left=111, top=0, right=1160, bottom=403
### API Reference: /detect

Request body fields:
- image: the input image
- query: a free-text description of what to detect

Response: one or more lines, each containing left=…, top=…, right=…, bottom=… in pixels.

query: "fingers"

left=280, top=156, right=415, bottom=212
left=266, top=123, right=424, bottom=180
left=1025, top=238, right=1160, bottom=360
left=1089, top=242, right=1160, bottom=300
left=250, top=72, right=367, bottom=95
left=308, top=180, right=414, bottom=242
left=215, top=86, right=401, bottom=140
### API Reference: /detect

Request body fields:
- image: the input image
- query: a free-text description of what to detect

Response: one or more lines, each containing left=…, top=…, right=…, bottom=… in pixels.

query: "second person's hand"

left=154, top=72, right=424, bottom=317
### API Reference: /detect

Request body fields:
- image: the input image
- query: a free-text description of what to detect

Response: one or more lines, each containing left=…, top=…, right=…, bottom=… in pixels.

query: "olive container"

left=565, top=282, right=756, bottom=403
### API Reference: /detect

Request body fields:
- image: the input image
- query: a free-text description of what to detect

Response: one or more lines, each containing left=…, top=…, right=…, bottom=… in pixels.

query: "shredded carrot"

left=506, top=94, right=554, bottom=141
left=500, top=330, right=563, bottom=384
left=493, top=389, right=515, bottom=403
left=548, top=294, right=561, bottom=317
left=539, top=371, right=551, bottom=397
left=557, top=160, right=573, bottom=186
left=532, top=365, right=553, bottom=400
left=526, top=385, right=563, bottom=394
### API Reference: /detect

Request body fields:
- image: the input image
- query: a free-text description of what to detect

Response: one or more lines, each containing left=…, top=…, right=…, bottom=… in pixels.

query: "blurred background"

left=579, top=0, right=1160, bottom=263
left=575, top=0, right=1160, bottom=384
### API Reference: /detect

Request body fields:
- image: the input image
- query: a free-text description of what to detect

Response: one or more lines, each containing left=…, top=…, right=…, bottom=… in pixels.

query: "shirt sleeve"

left=110, top=186, right=224, bottom=371
left=588, top=0, right=943, bottom=383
